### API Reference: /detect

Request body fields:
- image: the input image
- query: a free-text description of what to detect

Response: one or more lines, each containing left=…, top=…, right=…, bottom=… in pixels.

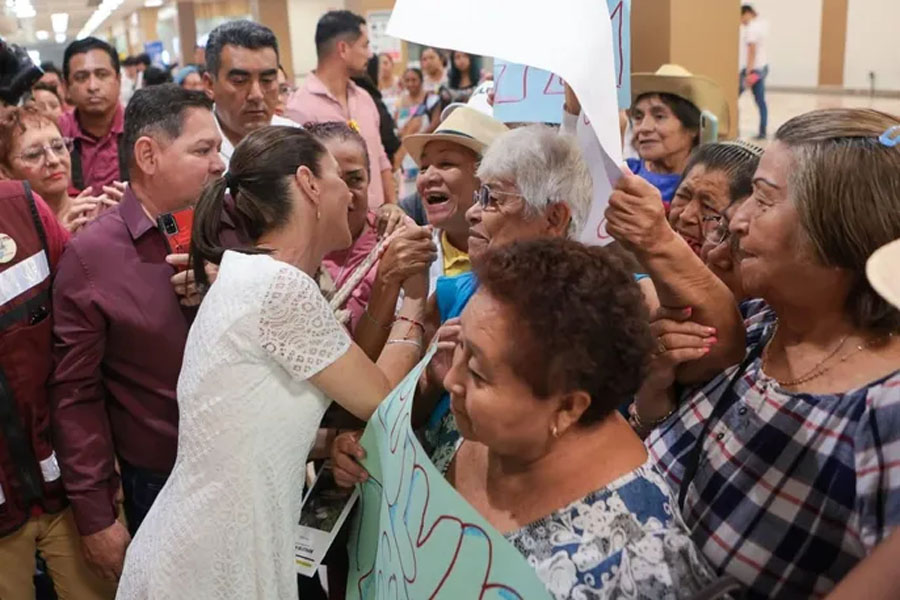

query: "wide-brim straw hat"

left=631, top=64, right=730, bottom=137
left=403, top=105, right=509, bottom=166
left=866, top=238, right=900, bottom=309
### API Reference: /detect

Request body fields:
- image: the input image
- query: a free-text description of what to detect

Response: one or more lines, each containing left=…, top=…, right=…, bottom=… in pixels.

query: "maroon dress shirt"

left=58, top=104, right=125, bottom=195
left=49, top=185, right=245, bottom=535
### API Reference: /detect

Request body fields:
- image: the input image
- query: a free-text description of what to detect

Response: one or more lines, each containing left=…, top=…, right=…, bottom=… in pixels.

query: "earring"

left=316, top=208, right=321, bottom=221
left=551, top=424, right=559, bottom=438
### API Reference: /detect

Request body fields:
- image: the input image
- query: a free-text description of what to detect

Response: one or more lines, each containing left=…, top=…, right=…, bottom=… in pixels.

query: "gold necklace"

left=763, top=323, right=894, bottom=388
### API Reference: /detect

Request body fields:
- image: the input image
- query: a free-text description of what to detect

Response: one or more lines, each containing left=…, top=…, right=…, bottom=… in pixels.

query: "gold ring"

left=657, top=337, right=667, bottom=354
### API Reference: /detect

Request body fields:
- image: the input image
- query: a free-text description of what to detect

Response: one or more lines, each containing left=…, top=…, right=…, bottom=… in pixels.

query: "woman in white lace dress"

left=116, top=126, right=433, bottom=599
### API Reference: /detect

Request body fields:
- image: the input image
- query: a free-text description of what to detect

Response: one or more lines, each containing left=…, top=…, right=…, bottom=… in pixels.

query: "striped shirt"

left=647, top=299, right=900, bottom=599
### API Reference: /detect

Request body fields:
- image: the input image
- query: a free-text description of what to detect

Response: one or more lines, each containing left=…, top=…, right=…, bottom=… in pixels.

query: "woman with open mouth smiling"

left=402, top=103, right=508, bottom=290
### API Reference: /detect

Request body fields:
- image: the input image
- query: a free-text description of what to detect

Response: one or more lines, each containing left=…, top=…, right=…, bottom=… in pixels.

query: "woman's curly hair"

left=474, top=238, right=653, bottom=424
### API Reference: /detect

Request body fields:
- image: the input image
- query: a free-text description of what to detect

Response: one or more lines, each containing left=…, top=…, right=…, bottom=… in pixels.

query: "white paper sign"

left=387, top=0, right=623, bottom=245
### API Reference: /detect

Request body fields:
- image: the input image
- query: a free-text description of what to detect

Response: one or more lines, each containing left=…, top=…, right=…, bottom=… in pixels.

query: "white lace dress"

left=117, top=251, right=350, bottom=600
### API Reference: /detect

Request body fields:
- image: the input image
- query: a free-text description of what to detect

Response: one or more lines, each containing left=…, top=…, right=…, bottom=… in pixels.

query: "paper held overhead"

left=386, top=0, right=623, bottom=166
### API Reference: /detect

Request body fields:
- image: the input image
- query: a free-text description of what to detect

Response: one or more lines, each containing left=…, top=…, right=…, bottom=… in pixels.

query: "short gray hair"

left=477, top=125, right=591, bottom=238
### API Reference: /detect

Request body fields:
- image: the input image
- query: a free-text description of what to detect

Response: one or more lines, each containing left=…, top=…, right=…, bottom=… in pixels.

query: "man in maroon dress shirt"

left=49, top=84, right=234, bottom=582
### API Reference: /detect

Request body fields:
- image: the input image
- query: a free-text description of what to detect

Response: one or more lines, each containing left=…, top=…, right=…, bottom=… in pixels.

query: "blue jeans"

left=740, top=65, right=769, bottom=137
left=119, top=460, right=169, bottom=536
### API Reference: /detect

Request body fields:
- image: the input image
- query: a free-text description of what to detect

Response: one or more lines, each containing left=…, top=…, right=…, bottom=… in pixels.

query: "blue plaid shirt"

left=647, top=300, right=900, bottom=599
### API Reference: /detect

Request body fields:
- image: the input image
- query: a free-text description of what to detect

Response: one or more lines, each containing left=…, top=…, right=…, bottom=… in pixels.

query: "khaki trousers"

left=0, top=508, right=117, bottom=600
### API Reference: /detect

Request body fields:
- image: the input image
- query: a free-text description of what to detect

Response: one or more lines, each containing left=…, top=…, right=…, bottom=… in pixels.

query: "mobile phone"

left=700, top=110, right=719, bottom=145
left=157, top=208, right=194, bottom=270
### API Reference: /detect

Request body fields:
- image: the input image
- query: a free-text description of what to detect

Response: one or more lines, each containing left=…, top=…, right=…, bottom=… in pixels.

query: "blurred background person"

left=275, top=64, right=294, bottom=116
left=38, top=61, right=70, bottom=111
left=174, top=65, right=204, bottom=91
left=740, top=4, right=769, bottom=140
left=448, top=51, right=482, bottom=103
left=142, top=65, right=173, bottom=87
left=26, top=81, right=64, bottom=122
left=375, top=52, right=401, bottom=115
left=420, top=46, right=447, bottom=93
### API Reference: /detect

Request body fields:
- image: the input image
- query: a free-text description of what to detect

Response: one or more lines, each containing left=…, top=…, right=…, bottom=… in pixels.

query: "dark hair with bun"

left=190, top=125, right=328, bottom=289
left=474, top=238, right=653, bottom=424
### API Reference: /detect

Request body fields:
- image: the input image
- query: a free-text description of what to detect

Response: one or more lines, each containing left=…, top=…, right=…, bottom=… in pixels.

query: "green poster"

left=346, top=348, right=551, bottom=599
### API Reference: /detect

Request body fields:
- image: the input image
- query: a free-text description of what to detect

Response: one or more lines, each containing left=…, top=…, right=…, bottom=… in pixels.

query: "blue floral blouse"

left=435, top=442, right=716, bottom=599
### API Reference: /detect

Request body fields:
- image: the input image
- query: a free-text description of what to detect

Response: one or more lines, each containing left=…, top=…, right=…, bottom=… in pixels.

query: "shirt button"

left=738, top=407, right=748, bottom=416
left=716, top=432, right=725, bottom=441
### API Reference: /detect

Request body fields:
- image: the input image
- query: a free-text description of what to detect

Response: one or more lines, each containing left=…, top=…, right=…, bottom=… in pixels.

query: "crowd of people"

left=0, top=3, right=898, bottom=600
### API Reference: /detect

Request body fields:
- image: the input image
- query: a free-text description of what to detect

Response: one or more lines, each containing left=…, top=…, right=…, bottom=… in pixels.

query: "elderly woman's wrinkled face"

left=700, top=202, right=745, bottom=300
left=669, top=165, right=733, bottom=255
left=730, top=141, right=816, bottom=299
left=631, top=94, right=696, bottom=164
left=416, top=140, right=478, bottom=235
left=465, top=179, right=557, bottom=261
left=322, top=138, right=370, bottom=240
left=444, top=290, right=561, bottom=460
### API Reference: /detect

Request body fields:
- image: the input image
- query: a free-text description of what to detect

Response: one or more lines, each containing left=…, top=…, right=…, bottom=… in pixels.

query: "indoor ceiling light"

left=14, top=0, right=36, bottom=19
left=51, top=12, right=69, bottom=33
left=35, top=29, right=50, bottom=40
left=78, top=0, right=124, bottom=38
left=144, top=0, right=163, bottom=6
left=55, top=32, right=66, bottom=43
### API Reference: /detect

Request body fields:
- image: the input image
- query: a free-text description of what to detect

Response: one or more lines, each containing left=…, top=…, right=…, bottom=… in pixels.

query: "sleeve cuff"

left=70, top=488, right=118, bottom=536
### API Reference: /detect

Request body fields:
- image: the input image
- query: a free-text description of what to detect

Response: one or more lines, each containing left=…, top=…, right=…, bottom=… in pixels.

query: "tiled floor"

left=737, top=90, right=900, bottom=141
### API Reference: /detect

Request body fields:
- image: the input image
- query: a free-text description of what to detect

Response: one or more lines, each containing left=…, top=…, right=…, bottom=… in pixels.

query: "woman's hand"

left=375, top=203, right=410, bottom=238
left=101, top=181, right=127, bottom=204
left=640, top=306, right=718, bottom=398
left=425, top=317, right=461, bottom=392
left=378, top=225, right=436, bottom=300
left=61, top=188, right=107, bottom=233
left=166, top=254, right=219, bottom=307
left=605, top=170, right=676, bottom=255
left=331, top=430, right=368, bottom=488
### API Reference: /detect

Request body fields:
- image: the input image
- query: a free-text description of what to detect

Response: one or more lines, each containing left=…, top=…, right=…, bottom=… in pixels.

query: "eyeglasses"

left=16, top=138, right=73, bottom=166
left=474, top=184, right=522, bottom=210
left=702, top=214, right=731, bottom=245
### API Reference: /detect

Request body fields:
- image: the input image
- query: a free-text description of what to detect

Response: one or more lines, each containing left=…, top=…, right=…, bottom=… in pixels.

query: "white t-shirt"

left=215, top=112, right=301, bottom=168
left=740, top=19, right=768, bottom=70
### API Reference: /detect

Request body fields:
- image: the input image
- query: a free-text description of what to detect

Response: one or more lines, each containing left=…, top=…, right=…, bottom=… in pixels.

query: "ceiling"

left=0, top=0, right=148, bottom=47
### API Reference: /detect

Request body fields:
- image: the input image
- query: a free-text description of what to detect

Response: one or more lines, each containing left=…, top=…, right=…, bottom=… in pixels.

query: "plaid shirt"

left=647, top=300, right=900, bottom=599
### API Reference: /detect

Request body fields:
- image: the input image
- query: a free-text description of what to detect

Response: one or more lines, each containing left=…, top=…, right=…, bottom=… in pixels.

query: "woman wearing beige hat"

left=402, top=104, right=508, bottom=290
left=627, top=64, right=729, bottom=207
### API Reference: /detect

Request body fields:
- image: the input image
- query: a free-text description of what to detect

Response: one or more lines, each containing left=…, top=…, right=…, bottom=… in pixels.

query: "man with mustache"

left=203, top=20, right=299, bottom=168
left=58, top=38, right=127, bottom=195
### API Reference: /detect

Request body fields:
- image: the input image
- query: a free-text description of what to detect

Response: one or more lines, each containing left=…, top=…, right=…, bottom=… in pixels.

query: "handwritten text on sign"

left=492, top=0, right=631, bottom=125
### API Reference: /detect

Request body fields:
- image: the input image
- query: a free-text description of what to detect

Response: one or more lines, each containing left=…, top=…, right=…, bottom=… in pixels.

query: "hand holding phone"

left=157, top=208, right=194, bottom=270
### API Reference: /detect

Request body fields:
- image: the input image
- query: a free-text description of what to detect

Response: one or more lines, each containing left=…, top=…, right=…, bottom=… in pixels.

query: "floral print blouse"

left=435, top=441, right=716, bottom=599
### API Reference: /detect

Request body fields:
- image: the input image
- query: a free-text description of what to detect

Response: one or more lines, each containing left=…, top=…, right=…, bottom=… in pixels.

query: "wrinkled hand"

left=378, top=225, right=437, bottom=288
left=61, top=188, right=114, bottom=233
left=642, top=307, right=717, bottom=394
left=426, top=317, right=461, bottom=393
left=563, top=81, right=581, bottom=116
left=331, top=430, right=368, bottom=488
left=605, top=169, right=674, bottom=254
left=375, top=203, right=410, bottom=238
left=166, top=254, right=219, bottom=306
left=81, top=520, right=131, bottom=581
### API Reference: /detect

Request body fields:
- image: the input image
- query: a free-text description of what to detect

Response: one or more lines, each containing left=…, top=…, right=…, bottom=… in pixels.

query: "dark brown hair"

left=474, top=238, right=652, bottom=424
left=633, top=92, right=702, bottom=147
left=304, top=120, right=369, bottom=176
left=190, top=125, right=328, bottom=288
left=775, top=108, right=900, bottom=334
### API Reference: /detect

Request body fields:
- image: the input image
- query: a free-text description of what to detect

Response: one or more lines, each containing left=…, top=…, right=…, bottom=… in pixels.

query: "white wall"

left=287, top=0, right=346, bottom=81
left=747, top=0, right=823, bottom=88
left=844, top=0, right=900, bottom=91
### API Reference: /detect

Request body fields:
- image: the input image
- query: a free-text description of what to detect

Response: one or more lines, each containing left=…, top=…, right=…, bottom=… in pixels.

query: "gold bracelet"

left=627, top=401, right=677, bottom=433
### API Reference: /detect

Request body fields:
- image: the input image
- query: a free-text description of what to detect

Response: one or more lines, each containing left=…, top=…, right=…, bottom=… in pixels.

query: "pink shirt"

left=58, top=104, right=125, bottom=194
left=285, top=73, right=391, bottom=208
left=321, top=212, right=380, bottom=333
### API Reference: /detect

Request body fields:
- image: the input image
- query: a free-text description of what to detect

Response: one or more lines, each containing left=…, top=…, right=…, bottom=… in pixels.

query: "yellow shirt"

left=441, top=232, right=471, bottom=277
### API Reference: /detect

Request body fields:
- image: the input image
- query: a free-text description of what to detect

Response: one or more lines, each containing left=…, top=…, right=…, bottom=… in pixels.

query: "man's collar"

left=304, top=71, right=359, bottom=102
left=70, top=103, right=125, bottom=141
left=120, top=184, right=156, bottom=241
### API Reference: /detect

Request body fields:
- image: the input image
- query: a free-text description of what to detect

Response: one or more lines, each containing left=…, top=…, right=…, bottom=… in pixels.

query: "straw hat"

left=403, top=105, right=509, bottom=166
left=866, top=238, right=900, bottom=309
left=631, top=64, right=730, bottom=136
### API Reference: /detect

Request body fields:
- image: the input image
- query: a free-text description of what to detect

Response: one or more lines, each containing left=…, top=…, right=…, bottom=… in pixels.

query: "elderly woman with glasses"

left=0, top=106, right=116, bottom=233
left=607, top=108, right=900, bottom=599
